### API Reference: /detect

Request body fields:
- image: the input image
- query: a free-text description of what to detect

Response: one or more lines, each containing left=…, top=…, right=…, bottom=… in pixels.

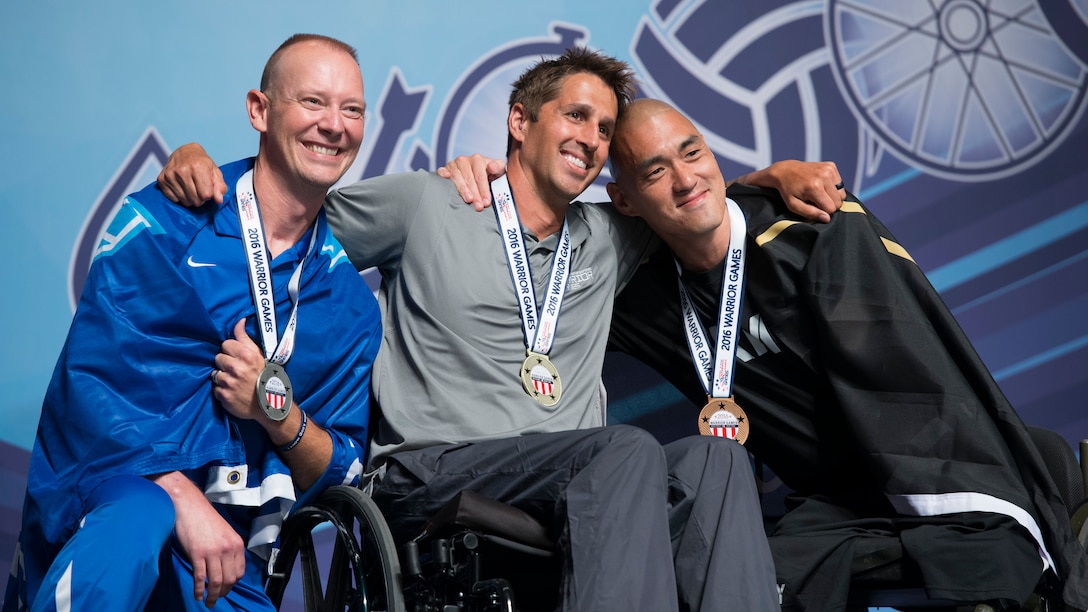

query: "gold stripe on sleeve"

left=840, top=201, right=865, bottom=214
left=881, top=237, right=916, bottom=263
left=754, top=200, right=913, bottom=263
left=757, top=201, right=866, bottom=246
left=755, top=220, right=802, bottom=246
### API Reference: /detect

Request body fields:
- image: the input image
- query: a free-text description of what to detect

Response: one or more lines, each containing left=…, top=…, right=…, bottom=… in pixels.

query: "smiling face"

left=510, top=72, right=618, bottom=208
left=249, top=39, right=366, bottom=195
left=608, top=99, right=729, bottom=250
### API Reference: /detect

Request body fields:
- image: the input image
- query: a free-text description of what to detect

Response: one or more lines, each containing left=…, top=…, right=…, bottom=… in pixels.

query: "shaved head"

left=610, top=98, right=692, bottom=181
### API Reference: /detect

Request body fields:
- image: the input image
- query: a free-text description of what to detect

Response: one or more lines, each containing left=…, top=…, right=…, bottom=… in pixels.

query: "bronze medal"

left=698, top=396, right=749, bottom=444
left=257, top=362, right=292, bottom=421
left=521, top=351, right=562, bottom=406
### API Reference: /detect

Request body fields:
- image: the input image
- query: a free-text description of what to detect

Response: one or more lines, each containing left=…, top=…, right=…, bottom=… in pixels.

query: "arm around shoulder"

left=157, top=143, right=229, bottom=207
left=735, top=160, right=844, bottom=223
left=323, top=169, right=443, bottom=272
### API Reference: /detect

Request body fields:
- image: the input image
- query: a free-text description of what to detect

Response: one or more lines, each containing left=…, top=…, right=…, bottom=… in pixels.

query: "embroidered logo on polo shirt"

left=567, top=267, right=594, bottom=291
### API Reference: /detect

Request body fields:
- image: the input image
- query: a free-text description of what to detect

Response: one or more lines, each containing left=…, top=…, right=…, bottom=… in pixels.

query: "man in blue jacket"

left=4, top=34, right=380, bottom=611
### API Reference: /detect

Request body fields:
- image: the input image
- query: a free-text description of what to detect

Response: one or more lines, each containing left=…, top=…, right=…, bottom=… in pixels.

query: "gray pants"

left=370, top=426, right=779, bottom=611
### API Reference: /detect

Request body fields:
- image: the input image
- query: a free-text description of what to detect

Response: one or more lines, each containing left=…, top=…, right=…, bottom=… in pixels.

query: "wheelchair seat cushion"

left=421, top=489, right=554, bottom=551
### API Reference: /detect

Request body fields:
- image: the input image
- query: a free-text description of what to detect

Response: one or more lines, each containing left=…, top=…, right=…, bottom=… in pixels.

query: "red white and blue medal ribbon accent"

left=677, top=199, right=750, bottom=443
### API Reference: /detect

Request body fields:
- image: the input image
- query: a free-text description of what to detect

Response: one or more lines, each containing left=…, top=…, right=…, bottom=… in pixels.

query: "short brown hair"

left=506, top=47, right=636, bottom=155
left=260, top=33, right=359, bottom=93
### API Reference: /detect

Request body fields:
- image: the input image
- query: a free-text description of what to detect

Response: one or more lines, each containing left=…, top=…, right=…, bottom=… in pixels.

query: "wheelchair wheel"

left=267, top=485, right=405, bottom=612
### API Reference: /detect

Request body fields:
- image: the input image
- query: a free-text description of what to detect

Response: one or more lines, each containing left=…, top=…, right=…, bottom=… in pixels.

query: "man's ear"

left=508, top=103, right=528, bottom=145
left=247, top=89, right=270, bottom=134
left=607, top=181, right=638, bottom=217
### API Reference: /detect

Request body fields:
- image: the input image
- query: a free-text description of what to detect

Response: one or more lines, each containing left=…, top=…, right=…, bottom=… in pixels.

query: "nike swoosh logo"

left=187, top=256, right=217, bottom=268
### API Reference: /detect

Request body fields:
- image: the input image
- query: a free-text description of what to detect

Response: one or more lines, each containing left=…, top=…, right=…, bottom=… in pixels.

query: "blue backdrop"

left=2, top=0, right=1087, bottom=606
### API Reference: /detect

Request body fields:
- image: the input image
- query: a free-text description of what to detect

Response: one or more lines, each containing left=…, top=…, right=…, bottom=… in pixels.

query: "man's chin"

left=565, top=178, right=599, bottom=200
left=304, top=165, right=352, bottom=188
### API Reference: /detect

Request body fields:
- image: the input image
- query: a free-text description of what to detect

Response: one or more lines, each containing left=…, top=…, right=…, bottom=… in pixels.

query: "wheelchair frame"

left=266, top=486, right=558, bottom=612
left=266, top=485, right=404, bottom=612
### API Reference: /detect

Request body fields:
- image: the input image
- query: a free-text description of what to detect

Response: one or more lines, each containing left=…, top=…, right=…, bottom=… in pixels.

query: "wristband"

left=276, top=409, right=308, bottom=453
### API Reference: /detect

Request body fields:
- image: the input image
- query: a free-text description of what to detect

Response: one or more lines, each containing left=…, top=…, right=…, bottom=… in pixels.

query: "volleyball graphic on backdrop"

left=629, top=0, right=863, bottom=189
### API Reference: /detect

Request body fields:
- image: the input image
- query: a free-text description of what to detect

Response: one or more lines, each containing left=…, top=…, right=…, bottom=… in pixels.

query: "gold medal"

left=698, top=396, right=749, bottom=444
left=521, top=351, right=562, bottom=406
left=257, top=362, right=292, bottom=421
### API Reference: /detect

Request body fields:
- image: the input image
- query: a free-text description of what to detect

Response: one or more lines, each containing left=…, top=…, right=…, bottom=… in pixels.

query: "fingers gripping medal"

left=235, top=170, right=316, bottom=421
left=257, top=362, right=293, bottom=421
left=678, top=199, right=751, bottom=444
left=491, top=176, right=572, bottom=406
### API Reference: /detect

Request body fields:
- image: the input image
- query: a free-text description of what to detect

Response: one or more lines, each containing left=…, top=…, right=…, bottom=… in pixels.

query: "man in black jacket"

left=605, top=98, right=1088, bottom=611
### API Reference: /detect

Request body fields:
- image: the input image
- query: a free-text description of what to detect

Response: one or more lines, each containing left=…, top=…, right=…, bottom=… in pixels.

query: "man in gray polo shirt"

left=160, top=47, right=842, bottom=611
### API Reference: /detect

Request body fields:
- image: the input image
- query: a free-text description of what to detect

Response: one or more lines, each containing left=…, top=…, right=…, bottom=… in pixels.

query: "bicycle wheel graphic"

left=827, top=0, right=1088, bottom=181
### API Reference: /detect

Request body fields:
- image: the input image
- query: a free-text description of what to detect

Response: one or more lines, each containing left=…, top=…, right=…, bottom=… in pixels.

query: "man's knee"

left=596, top=425, right=667, bottom=467
left=565, top=426, right=670, bottom=495
left=27, top=477, right=175, bottom=611
left=84, top=475, right=175, bottom=544
left=666, top=435, right=747, bottom=472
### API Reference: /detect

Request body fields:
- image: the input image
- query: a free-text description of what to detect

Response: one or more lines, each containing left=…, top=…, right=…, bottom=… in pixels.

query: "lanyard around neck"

left=676, top=199, right=748, bottom=399
left=235, top=169, right=317, bottom=364
left=490, top=174, right=572, bottom=357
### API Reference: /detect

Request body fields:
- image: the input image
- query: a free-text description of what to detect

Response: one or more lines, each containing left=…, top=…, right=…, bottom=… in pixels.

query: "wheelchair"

left=398, top=489, right=559, bottom=612
left=265, top=486, right=558, bottom=612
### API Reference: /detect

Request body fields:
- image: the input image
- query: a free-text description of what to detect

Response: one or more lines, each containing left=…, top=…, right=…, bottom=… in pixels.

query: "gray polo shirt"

left=325, top=170, right=655, bottom=463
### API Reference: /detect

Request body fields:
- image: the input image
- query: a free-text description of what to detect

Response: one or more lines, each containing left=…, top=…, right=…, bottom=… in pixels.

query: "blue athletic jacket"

left=19, top=157, right=380, bottom=563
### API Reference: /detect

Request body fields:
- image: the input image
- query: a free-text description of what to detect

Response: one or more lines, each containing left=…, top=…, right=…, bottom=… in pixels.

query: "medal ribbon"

left=676, top=199, right=748, bottom=398
left=490, top=175, right=572, bottom=356
left=236, top=170, right=317, bottom=364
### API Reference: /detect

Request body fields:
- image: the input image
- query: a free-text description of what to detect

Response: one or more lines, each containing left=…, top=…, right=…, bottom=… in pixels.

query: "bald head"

left=261, top=33, right=359, bottom=94
left=610, top=99, right=696, bottom=182
left=616, top=98, right=678, bottom=131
